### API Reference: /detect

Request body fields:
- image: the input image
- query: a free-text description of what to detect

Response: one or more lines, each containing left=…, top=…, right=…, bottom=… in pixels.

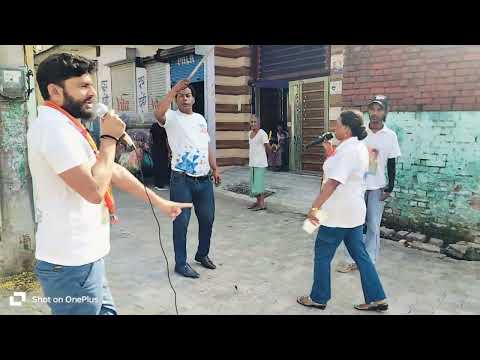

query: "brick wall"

left=382, top=112, right=480, bottom=244
left=342, top=45, right=480, bottom=112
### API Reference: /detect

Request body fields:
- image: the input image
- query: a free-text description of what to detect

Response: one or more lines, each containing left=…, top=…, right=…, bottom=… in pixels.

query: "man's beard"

left=62, top=90, right=94, bottom=120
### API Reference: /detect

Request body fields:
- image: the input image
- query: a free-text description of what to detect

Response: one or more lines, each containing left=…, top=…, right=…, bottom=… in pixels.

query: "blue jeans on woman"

left=310, top=225, right=386, bottom=305
left=35, top=257, right=117, bottom=315
left=343, top=189, right=385, bottom=265
left=170, top=171, right=215, bottom=267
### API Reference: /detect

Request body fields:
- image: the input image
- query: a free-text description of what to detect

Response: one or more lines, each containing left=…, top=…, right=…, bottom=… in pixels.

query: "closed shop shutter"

left=255, top=45, right=330, bottom=83
left=111, top=62, right=136, bottom=114
left=146, top=61, right=170, bottom=112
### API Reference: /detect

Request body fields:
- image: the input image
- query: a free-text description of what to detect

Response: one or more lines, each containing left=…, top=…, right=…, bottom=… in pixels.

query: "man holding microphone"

left=28, top=53, right=192, bottom=315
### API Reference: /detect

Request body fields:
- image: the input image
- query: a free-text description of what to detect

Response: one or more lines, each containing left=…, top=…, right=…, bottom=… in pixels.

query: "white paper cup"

left=302, top=210, right=328, bottom=234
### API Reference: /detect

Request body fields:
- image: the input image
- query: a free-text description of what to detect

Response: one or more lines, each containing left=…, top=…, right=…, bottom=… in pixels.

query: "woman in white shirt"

left=297, top=110, right=388, bottom=312
left=248, top=116, right=273, bottom=211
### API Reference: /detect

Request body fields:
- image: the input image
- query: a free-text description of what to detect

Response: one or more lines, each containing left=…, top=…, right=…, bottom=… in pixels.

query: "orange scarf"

left=44, top=100, right=118, bottom=224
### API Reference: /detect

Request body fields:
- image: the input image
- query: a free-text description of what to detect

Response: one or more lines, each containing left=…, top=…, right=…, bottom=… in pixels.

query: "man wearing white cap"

left=338, top=95, right=402, bottom=273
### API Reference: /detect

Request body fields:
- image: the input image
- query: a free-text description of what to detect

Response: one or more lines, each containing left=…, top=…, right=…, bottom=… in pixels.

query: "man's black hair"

left=36, top=53, right=96, bottom=100
left=175, top=84, right=196, bottom=99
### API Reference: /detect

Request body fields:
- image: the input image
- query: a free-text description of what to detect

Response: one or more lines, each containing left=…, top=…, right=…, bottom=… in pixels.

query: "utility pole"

left=0, top=45, right=36, bottom=276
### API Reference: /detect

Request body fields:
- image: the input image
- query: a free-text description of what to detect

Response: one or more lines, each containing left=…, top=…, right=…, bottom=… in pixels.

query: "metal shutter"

left=255, top=45, right=330, bottom=82
left=110, top=62, right=136, bottom=114
left=146, top=61, right=170, bottom=112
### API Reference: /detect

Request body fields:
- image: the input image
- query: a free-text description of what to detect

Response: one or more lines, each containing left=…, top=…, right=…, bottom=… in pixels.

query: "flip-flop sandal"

left=296, top=296, right=326, bottom=310
left=252, top=206, right=267, bottom=211
left=354, top=302, right=389, bottom=312
left=248, top=204, right=259, bottom=209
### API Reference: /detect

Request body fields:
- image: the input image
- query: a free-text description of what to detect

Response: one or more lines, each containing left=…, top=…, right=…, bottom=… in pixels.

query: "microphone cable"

left=135, top=148, right=179, bottom=316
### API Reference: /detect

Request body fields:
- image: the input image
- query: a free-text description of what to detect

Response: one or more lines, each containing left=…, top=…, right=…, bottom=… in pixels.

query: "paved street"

left=1, top=172, right=479, bottom=315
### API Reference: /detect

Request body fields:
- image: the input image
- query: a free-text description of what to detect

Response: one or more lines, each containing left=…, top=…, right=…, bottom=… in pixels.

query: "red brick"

left=460, top=83, right=479, bottom=90
left=461, top=90, right=476, bottom=97
left=420, top=84, right=435, bottom=92
left=455, top=68, right=476, bottom=76
left=438, top=70, right=455, bottom=78
left=389, top=48, right=405, bottom=55
left=406, top=59, right=423, bottom=66
left=432, top=91, right=451, bottom=98
left=434, top=84, right=455, bottom=92
left=354, top=88, right=371, bottom=95
left=454, top=97, right=476, bottom=104
left=358, top=82, right=371, bottom=89
left=464, top=53, right=480, bottom=61
left=432, top=97, right=452, bottom=105
left=437, top=77, right=456, bottom=84
left=414, top=65, right=428, bottom=73
left=429, top=63, right=448, bottom=71
left=447, top=62, right=467, bottom=69
left=372, top=63, right=387, bottom=70
left=402, top=71, right=416, bottom=79
left=371, top=87, right=385, bottom=94
left=423, top=105, right=440, bottom=111
left=455, top=76, right=469, bottom=83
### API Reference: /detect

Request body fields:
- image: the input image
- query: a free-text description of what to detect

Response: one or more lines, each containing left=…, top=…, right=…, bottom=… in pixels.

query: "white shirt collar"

left=366, top=122, right=389, bottom=135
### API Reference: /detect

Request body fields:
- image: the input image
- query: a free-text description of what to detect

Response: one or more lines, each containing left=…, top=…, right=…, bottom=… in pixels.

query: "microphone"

left=92, top=103, right=136, bottom=152
left=304, top=132, right=334, bottom=150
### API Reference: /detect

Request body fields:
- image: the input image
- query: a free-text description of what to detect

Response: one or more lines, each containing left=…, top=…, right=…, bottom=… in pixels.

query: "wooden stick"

left=187, top=46, right=215, bottom=81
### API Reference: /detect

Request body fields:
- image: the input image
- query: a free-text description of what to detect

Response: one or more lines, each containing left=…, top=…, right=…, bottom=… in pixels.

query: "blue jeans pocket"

left=35, top=261, right=63, bottom=277
left=76, top=263, right=95, bottom=288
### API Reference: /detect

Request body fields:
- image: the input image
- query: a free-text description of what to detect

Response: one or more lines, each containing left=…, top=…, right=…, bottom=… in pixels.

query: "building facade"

left=31, top=45, right=480, bottom=244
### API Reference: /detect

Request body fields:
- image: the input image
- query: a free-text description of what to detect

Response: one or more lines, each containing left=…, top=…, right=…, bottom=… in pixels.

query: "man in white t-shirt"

left=28, top=53, right=192, bottom=315
left=338, top=95, right=402, bottom=273
left=154, top=80, right=221, bottom=279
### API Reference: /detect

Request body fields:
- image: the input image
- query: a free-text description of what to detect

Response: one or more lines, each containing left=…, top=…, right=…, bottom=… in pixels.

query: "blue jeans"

left=344, top=189, right=385, bottom=265
left=310, top=225, right=386, bottom=305
left=34, top=258, right=117, bottom=315
left=170, top=171, right=215, bottom=267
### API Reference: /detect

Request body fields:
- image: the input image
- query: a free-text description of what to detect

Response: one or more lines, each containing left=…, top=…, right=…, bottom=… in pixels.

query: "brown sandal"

left=297, top=296, right=326, bottom=310
left=252, top=206, right=267, bottom=211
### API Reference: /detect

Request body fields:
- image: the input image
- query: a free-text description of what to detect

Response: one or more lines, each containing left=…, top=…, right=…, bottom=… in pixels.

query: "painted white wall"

left=204, top=47, right=216, bottom=154
left=96, top=45, right=176, bottom=111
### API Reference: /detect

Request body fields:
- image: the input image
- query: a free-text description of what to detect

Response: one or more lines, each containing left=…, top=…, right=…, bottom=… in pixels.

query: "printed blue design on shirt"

left=175, top=150, right=200, bottom=175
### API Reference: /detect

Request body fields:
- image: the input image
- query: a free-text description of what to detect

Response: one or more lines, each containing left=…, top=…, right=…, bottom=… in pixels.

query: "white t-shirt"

left=248, top=129, right=269, bottom=168
left=321, top=137, right=369, bottom=228
left=27, top=106, right=110, bottom=266
left=162, top=109, right=211, bottom=177
left=363, top=124, right=402, bottom=190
